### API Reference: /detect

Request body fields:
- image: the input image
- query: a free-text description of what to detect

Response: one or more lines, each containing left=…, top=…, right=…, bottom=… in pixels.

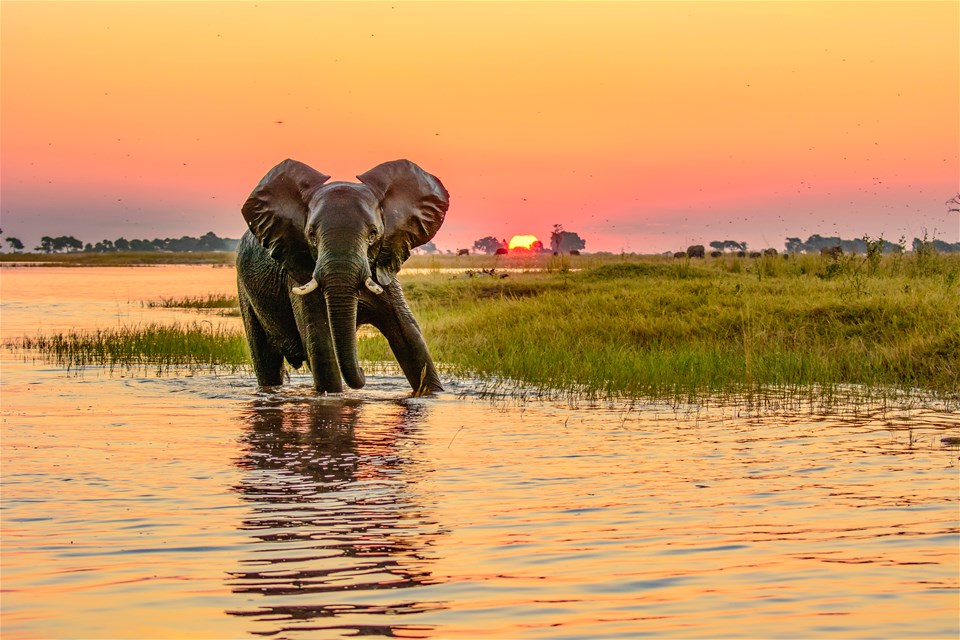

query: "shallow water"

left=2, top=266, right=958, bottom=638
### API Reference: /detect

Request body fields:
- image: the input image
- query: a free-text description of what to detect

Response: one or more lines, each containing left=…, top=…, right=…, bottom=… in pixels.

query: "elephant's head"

left=241, top=159, right=449, bottom=389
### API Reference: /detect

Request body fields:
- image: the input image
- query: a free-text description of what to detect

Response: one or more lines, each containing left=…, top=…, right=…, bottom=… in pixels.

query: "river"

left=1, top=265, right=957, bottom=638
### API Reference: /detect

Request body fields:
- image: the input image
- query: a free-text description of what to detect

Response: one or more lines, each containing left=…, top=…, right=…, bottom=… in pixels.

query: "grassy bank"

left=7, top=252, right=959, bottom=402
left=365, top=251, right=960, bottom=401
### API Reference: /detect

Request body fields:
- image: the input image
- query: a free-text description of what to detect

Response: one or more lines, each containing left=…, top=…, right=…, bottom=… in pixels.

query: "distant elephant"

left=236, top=158, right=449, bottom=395
left=763, top=248, right=778, bottom=257
left=457, top=248, right=470, bottom=256
left=673, top=251, right=686, bottom=259
left=821, top=246, right=843, bottom=259
left=709, top=250, right=723, bottom=258
left=686, top=244, right=705, bottom=259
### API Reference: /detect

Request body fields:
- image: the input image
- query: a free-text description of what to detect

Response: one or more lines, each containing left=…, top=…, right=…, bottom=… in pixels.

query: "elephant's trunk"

left=322, top=279, right=366, bottom=390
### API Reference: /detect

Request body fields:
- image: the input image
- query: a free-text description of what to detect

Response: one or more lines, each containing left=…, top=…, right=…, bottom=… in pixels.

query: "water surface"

left=2, top=266, right=958, bottom=638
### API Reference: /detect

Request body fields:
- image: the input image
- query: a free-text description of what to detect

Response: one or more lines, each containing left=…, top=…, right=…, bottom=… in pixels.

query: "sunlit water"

left=2, top=266, right=958, bottom=638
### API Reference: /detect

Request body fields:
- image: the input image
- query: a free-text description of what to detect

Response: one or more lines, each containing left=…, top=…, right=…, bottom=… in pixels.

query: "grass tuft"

left=146, top=294, right=239, bottom=309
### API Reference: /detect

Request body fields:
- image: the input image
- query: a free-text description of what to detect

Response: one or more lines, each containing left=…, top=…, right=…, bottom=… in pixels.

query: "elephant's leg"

left=307, top=348, right=344, bottom=394
left=371, top=302, right=442, bottom=395
left=291, top=294, right=344, bottom=394
left=239, top=298, right=285, bottom=387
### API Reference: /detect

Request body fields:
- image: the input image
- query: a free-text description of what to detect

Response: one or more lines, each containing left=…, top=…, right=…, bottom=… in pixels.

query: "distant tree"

left=114, top=237, right=130, bottom=252
left=36, top=236, right=55, bottom=253
left=473, top=236, right=505, bottom=255
left=709, top=240, right=726, bottom=253
left=412, top=240, right=438, bottom=255
left=37, top=236, right=82, bottom=253
left=195, top=231, right=236, bottom=251
left=62, top=236, right=83, bottom=252
left=5, top=237, right=24, bottom=252
left=549, top=225, right=586, bottom=254
left=129, top=238, right=158, bottom=252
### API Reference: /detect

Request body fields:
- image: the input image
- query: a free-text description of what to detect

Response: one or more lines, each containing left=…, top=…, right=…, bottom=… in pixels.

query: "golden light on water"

left=508, top=235, right=540, bottom=252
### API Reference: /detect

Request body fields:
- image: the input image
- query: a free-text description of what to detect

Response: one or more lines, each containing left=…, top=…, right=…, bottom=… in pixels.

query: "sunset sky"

left=2, top=1, right=957, bottom=254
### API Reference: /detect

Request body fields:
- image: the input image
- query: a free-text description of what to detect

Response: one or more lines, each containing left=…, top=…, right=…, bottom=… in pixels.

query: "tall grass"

left=363, top=252, right=960, bottom=402
left=7, top=323, right=250, bottom=374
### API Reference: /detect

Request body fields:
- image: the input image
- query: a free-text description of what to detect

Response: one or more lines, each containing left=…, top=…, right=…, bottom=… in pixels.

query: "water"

left=2, top=266, right=958, bottom=638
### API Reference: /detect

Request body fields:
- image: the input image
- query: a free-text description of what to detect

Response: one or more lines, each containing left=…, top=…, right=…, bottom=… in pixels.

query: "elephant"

left=236, top=158, right=449, bottom=395
left=686, top=244, right=705, bottom=259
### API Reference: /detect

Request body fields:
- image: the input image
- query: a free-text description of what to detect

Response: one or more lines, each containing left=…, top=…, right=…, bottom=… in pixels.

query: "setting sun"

left=508, top=235, right=541, bottom=253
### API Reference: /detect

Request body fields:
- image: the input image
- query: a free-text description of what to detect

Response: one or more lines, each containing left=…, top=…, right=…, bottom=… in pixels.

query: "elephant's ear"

left=241, top=159, right=330, bottom=284
left=358, top=159, right=449, bottom=286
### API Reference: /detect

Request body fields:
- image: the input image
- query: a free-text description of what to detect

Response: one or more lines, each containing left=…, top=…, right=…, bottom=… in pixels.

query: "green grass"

left=7, top=251, right=959, bottom=404
left=361, top=252, right=960, bottom=403
left=7, top=323, right=250, bottom=374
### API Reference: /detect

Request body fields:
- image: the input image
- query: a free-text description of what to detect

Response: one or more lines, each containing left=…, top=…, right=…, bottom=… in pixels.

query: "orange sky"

left=2, top=1, right=957, bottom=253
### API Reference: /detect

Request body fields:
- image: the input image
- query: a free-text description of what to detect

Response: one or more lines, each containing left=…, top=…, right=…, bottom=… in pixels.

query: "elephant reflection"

left=227, top=397, right=446, bottom=637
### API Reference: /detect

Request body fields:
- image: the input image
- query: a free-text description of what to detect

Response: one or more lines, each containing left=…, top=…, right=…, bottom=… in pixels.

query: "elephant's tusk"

left=291, top=278, right=319, bottom=296
left=364, top=277, right=384, bottom=295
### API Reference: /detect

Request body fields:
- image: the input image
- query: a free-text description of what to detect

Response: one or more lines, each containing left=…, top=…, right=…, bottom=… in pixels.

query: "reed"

left=146, top=294, right=239, bottom=309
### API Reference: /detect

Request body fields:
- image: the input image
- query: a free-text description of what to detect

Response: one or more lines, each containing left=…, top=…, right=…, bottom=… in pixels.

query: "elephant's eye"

left=368, top=228, right=379, bottom=245
left=306, top=230, right=317, bottom=246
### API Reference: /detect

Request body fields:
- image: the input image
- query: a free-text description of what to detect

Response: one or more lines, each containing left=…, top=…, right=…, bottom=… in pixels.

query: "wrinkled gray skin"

left=236, top=158, right=449, bottom=395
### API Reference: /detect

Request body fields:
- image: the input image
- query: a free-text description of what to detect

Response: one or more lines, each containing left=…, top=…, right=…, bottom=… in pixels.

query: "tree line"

left=6, top=229, right=957, bottom=256
left=4, top=231, right=239, bottom=253
left=783, top=234, right=960, bottom=254
left=694, top=234, right=960, bottom=256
